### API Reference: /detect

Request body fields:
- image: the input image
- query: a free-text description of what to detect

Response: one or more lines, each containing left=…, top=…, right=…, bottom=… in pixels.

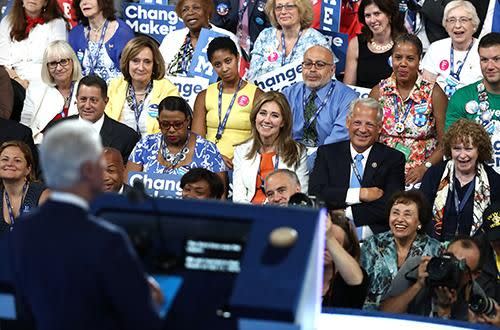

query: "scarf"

left=25, top=15, right=45, bottom=36
left=432, top=160, right=490, bottom=239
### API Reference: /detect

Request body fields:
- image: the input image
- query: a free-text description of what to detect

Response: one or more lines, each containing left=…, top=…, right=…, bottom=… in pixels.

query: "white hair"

left=442, top=0, right=480, bottom=30
left=40, top=120, right=102, bottom=189
left=41, top=40, right=83, bottom=87
left=348, top=97, right=383, bottom=122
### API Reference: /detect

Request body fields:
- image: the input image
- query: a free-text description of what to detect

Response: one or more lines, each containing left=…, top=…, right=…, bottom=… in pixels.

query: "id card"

left=395, top=142, right=411, bottom=161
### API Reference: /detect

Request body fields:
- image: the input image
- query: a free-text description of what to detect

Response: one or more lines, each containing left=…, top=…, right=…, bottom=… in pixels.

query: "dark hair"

left=358, top=0, right=405, bottom=41
left=9, top=0, right=66, bottom=41
left=73, top=0, right=116, bottom=26
left=479, top=32, right=500, bottom=49
left=207, top=37, right=239, bottom=62
left=393, top=33, right=423, bottom=58
left=180, top=168, right=224, bottom=199
left=330, top=212, right=361, bottom=261
left=158, top=96, right=193, bottom=120
left=0, top=140, right=36, bottom=183
left=387, top=190, right=432, bottom=231
left=77, top=75, right=108, bottom=99
left=120, top=35, right=166, bottom=82
left=447, top=236, right=483, bottom=272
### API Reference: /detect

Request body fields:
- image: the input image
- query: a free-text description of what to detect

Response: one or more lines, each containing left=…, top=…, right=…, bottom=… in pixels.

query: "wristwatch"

left=424, top=161, right=432, bottom=169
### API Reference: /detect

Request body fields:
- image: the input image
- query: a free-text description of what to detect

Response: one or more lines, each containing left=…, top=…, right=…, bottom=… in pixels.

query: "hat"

left=483, top=202, right=500, bottom=241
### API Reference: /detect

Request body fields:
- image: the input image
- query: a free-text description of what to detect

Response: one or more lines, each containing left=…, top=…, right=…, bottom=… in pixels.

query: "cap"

left=483, top=202, right=500, bottom=241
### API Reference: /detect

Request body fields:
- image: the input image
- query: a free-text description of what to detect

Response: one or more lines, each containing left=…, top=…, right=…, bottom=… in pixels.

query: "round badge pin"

left=268, top=51, right=278, bottom=62
left=481, top=110, right=492, bottom=122
left=465, top=100, right=479, bottom=114
left=237, top=95, right=249, bottom=107
left=216, top=3, right=229, bottom=16
left=255, top=17, right=264, bottom=25
left=479, top=101, right=489, bottom=112
left=439, top=60, right=449, bottom=71
left=148, top=104, right=159, bottom=117
left=394, top=122, right=405, bottom=134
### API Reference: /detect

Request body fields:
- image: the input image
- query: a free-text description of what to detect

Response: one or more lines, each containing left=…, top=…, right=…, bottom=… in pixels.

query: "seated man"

left=309, top=97, right=405, bottom=237
left=180, top=168, right=224, bottom=200
left=102, top=147, right=131, bottom=194
left=264, top=169, right=301, bottom=206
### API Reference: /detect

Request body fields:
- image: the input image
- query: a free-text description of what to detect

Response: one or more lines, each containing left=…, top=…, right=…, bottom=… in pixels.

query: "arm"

left=253, top=88, right=264, bottom=108
left=20, top=85, right=36, bottom=126
left=445, top=91, right=466, bottom=130
left=247, top=32, right=267, bottom=81
left=422, top=69, right=438, bottom=83
left=295, top=146, right=309, bottom=193
left=48, top=18, right=69, bottom=43
left=231, top=146, right=248, bottom=203
left=343, top=36, right=359, bottom=86
left=124, top=161, right=144, bottom=184
left=191, top=90, right=207, bottom=137
left=38, top=189, right=51, bottom=205
left=368, top=84, right=380, bottom=99
left=0, top=18, right=12, bottom=66
left=0, top=66, right=13, bottom=119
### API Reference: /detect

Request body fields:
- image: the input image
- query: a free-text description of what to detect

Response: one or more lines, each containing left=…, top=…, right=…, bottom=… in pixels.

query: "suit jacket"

left=309, top=140, right=405, bottom=234
left=0, top=118, right=39, bottom=176
left=6, top=200, right=163, bottom=330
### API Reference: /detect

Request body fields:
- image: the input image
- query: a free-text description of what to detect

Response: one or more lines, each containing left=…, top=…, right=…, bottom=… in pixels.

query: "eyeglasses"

left=159, top=120, right=187, bottom=130
left=302, top=61, right=333, bottom=70
left=445, top=17, right=472, bottom=25
left=47, top=58, right=71, bottom=70
left=274, top=3, right=297, bottom=12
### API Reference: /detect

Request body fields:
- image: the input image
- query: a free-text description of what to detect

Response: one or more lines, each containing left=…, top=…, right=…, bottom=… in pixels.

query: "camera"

left=425, top=253, right=468, bottom=289
left=469, top=293, right=497, bottom=317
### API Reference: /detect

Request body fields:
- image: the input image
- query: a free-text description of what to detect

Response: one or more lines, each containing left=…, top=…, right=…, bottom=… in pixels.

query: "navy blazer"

left=6, top=200, right=163, bottom=330
left=309, top=140, right=406, bottom=234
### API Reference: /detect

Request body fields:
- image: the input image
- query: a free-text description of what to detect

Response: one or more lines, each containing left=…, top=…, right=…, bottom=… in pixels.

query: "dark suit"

left=309, top=141, right=405, bottom=234
left=6, top=200, right=163, bottom=330
left=0, top=118, right=39, bottom=176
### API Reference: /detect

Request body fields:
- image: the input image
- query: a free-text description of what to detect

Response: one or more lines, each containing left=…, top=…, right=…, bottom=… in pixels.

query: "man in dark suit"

left=103, top=147, right=132, bottom=194
left=0, top=118, right=39, bottom=176
left=6, top=120, right=163, bottom=330
left=309, top=97, right=406, bottom=236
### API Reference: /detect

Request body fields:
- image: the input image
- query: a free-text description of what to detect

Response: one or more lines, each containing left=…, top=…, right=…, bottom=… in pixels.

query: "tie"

left=303, top=90, right=318, bottom=146
left=350, top=154, right=364, bottom=188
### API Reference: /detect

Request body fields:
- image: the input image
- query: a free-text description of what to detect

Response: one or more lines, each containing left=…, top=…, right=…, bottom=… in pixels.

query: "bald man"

left=102, top=147, right=131, bottom=194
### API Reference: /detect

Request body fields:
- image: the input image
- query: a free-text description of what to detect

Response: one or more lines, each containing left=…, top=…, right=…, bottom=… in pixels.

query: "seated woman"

left=180, top=168, right=224, bottom=200
left=343, top=0, right=405, bottom=89
left=68, top=0, right=134, bottom=83
left=232, top=91, right=308, bottom=204
left=421, top=0, right=482, bottom=99
left=370, top=34, right=448, bottom=186
left=159, top=0, right=239, bottom=77
left=105, top=36, right=179, bottom=137
left=247, top=0, right=329, bottom=80
left=193, top=37, right=263, bottom=169
left=323, top=212, right=368, bottom=308
left=126, top=96, right=226, bottom=180
left=361, top=190, right=442, bottom=310
left=420, top=119, right=500, bottom=242
left=21, top=40, right=82, bottom=144
left=0, top=141, right=49, bottom=235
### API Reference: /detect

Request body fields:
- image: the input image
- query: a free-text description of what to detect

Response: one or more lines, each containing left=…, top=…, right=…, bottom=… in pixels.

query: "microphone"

left=126, top=178, right=148, bottom=203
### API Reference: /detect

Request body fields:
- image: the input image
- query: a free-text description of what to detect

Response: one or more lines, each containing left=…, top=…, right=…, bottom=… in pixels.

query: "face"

left=479, top=46, right=500, bottom=86
left=302, top=46, right=335, bottom=90
left=158, top=110, right=189, bottom=146
left=265, top=173, right=300, bottom=206
left=451, top=138, right=478, bottom=175
left=0, top=146, right=31, bottom=182
left=180, top=0, right=208, bottom=32
left=182, top=180, right=212, bottom=199
left=47, top=57, right=73, bottom=85
left=102, top=152, right=124, bottom=193
left=447, top=241, right=480, bottom=285
left=389, top=201, right=420, bottom=241
left=274, top=0, right=300, bottom=29
left=210, top=49, right=239, bottom=83
left=363, top=4, right=390, bottom=35
left=23, top=0, right=47, bottom=18
left=129, top=47, right=154, bottom=86
left=324, top=224, right=346, bottom=265
left=444, top=6, right=475, bottom=47
left=255, top=101, right=284, bottom=142
left=76, top=85, right=107, bottom=123
left=79, top=0, right=101, bottom=18
left=392, top=42, right=420, bottom=83
left=346, top=104, right=381, bottom=153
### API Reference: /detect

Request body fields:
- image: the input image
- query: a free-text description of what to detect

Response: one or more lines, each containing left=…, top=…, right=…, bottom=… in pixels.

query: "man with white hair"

left=7, top=120, right=162, bottom=330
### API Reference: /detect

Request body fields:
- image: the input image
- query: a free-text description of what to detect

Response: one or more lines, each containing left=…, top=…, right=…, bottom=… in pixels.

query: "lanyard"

left=237, top=0, right=254, bottom=22
left=258, top=154, right=279, bottom=193
left=302, top=82, right=336, bottom=130
left=216, top=79, right=243, bottom=142
left=281, top=30, right=302, bottom=66
left=180, top=34, right=191, bottom=74
left=453, top=179, right=475, bottom=215
left=394, top=96, right=414, bottom=124
left=59, top=81, right=75, bottom=118
left=449, top=41, right=474, bottom=79
left=128, top=81, right=153, bottom=132
left=85, top=20, right=109, bottom=74
left=350, top=157, right=363, bottom=185
left=4, top=181, right=29, bottom=228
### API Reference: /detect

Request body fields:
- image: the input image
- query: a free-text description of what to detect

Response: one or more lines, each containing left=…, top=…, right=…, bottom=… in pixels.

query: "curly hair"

left=443, top=119, right=492, bottom=162
left=265, top=0, right=313, bottom=30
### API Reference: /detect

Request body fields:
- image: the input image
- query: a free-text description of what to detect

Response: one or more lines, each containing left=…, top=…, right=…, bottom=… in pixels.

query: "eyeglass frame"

left=302, top=60, right=334, bottom=70
left=158, top=119, right=189, bottom=130
left=274, top=3, right=298, bottom=12
left=47, top=58, right=72, bottom=70
left=445, top=16, right=473, bottom=25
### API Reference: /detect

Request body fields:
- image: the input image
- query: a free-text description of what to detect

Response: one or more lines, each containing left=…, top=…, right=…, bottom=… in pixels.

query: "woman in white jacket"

left=233, top=91, right=308, bottom=204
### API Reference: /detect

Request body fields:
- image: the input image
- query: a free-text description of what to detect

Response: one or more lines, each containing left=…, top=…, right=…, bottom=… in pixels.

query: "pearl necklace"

left=370, top=40, right=394, bottom=52
left=90, top=19, right=107, bottom=33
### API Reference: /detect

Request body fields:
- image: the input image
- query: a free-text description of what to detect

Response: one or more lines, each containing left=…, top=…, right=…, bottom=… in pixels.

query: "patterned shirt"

left=82, top=40, right=121, bottom=84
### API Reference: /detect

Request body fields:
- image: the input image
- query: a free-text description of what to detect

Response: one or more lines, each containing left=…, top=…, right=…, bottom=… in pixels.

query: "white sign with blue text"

left=252, top=60, right=303, bottom=92
left=166, top=76, right=210, bottom=108
left=128, top=171, right=183, bottom=199
left=321, top=30, right=348, bottom=75
left=188, top=28, right=226, bottom=83
left=320, top=0, right=341, bottom=32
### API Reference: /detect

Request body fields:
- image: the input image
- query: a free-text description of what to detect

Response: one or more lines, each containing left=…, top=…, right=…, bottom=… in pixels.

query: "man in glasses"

left=283, top=45, right=357, bottom=170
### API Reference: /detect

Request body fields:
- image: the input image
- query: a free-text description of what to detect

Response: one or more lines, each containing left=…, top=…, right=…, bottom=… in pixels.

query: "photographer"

left=380, top=237, right=485, bottom=320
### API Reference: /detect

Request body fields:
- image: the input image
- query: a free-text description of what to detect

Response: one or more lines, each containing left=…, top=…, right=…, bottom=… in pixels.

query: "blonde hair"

left=41, top=40, right=82, bottom=87
left=265, top=0, right=313, bottom=30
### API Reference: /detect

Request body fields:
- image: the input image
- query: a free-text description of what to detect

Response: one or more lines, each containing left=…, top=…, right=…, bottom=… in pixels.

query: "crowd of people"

left=0, top=0, right=499, bottom=327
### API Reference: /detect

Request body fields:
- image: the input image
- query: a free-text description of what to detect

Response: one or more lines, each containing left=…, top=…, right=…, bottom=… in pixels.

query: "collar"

left=79, top=114, right=105, bottom=133
left=384, top=74, right=423, bottom=103
left=349, top=143, right=373, bottom=160
left=50, top=191, right=89, bottom=211
left=306, top=80, right=335, bottom=101
left=118, top=184, right=124, bottom=194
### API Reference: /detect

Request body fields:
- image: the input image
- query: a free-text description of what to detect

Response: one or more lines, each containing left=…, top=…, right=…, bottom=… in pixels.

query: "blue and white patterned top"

left=129, top=133, right=226, bottom=176
left=82, top=40, right=121, bottom=84
left=247, top=27, right=329, bottom=80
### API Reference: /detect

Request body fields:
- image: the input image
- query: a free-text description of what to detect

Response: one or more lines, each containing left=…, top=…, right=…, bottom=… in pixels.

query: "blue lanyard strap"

left=281, top=30, right=302, bottom=66
left=453, top=179, right=475, bottom=215
left=302, top=82, right=336, bottom=130
left=128, top=81, right=153, bottom=132
left=216, top=79, right=243, bottom=142
left=4, top=181, right=29, bottom=228
left=394, top=95, right=414, bottom=124
left=449, top=41, right=474, bottom=79
left=181, top=34, right=192, bottom=74
left=85, top=20, right=109, bottom=74
left=258, top=154, right=279, bottom=193
left=237, top=0, right=254, bottom=22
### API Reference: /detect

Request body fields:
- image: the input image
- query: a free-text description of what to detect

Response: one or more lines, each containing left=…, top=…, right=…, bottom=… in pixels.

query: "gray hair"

left=41, top=40, right=82, bottom=87
left=304, top=44, right=337, bottom=63
left=442, top=0, right=480, bottom=31
left=347, top=97, right=383, bottom=122
left=265, top=169, right=301, bottom=189
left=40, top=120, right=102, bottom=189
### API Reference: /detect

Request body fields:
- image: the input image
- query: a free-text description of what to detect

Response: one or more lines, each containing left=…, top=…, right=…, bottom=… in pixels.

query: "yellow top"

left=205, top=82, right=257, bottom=158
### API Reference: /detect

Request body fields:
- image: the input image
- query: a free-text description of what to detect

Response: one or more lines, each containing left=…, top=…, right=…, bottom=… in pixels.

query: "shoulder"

left=0, top=118, right=31, bottom=134
left=108, top=76, right=128, bottom=92
left=234, top=140, right=253, bottom=154
left=211, top=25, right=238, bottom=39
left=318, top=140, right=349, bottom=153
left=114, top=18, right=134, bottom=37
left=373, top=142, right=404, bottom=160
left=335, top=81, right=357, bottom=95
left=161, top=27, right=188, bottom=43
left=68, top=23, right=85, bottom=35
left=363, top=231, right=391, bottom=250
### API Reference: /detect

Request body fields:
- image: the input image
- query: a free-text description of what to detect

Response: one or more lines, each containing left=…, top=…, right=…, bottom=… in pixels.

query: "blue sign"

left=127, top=171, right=183, bottom=198
left=1, top=0, right=13, bottom=19
left=123, top=3, right=184, bottom=43
left=188, top=28, right=225, bottom=83
left=321, top=30, right=348, bottom=74
left=319, top=0, right=341, bottom=32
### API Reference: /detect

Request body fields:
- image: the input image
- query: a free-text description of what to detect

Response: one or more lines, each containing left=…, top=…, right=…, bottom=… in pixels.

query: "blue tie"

left=350, top=154, right=364, bottom=188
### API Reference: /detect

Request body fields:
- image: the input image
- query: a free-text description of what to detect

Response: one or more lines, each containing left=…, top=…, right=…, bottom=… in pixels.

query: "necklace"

left=161, top=132, right=191, bottom=169
left=370, top=40, right=394, bottom=52
left=90, top=19, right=107, bottom=33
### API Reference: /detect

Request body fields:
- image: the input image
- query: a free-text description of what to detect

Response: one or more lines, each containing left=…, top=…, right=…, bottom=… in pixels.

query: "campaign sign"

left=57, top=0, right=78, bottom=27
left=123, top=3, right=184, bottom=43
left=140, top=0, right=168, bottom=4
left=492, top=131, right=500, bottom=174
left=347, top=85, right=371, bottom=98
left=166, top=76, right=210, bottom=108
left=320, top=0, right=341, bottom=32
left=1, top=0, right=13, bottom=18
left=128, top=171, right=183, bottom=199
left=321, top=30, right=348, bottom=75
left=252, top=60, right=303, bottom=92
left=188, top=28, right=226, bottom=83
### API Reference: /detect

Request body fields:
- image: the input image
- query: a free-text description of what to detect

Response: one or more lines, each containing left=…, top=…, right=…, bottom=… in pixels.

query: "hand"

left=147, top=276, right=165, bottom=307
left=406, top=165, right=427, bottom=185
left=434, top=286, right=457, bottom=307
left=4, top=66, right=17, bottom=79
left=469, top=302, right=500, bottom=326
left=359, top=187, right=383, bottom=202
left=416, top=256, right=431, bottom=288
left=222, top=155, right=233, bottom=170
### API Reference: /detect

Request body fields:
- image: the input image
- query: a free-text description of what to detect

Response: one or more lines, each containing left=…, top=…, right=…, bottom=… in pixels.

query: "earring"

left=417, top=224, right=422, bottom=230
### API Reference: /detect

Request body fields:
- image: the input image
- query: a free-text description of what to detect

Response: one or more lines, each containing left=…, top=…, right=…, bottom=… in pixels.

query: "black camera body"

left=469, top=293, right=497, bottom=317
left=426, top=254, right=468, bottom=289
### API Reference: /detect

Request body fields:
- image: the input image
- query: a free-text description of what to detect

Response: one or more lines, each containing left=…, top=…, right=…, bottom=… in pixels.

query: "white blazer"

left=232, top=140, right=309, bottom=203
left=21, top=81, right=79, bottom=144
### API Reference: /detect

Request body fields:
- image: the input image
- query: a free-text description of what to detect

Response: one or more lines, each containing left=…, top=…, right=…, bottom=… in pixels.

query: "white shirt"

left=345, top=143, right=373, bottom=205
left=78, top=114, right=105, bottom=133
left=119, top=93, right=152, bottom=136
left=50, top=191, right=89, bottom=211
